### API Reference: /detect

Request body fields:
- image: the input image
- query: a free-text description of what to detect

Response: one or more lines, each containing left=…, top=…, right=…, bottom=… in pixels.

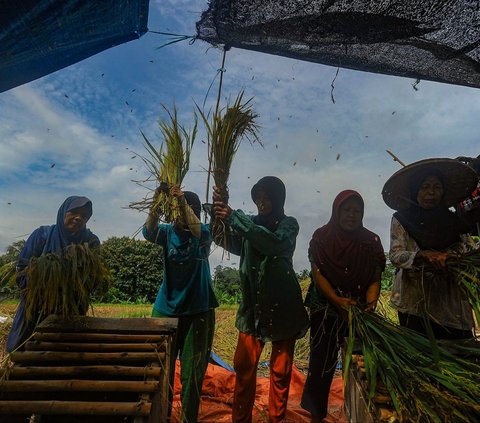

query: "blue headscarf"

left=42, top=196, right=95, bottom=254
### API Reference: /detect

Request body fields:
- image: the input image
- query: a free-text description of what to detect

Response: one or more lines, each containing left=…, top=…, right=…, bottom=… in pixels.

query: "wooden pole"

left=25, top=341, right=165, bottom=352
left=386, top=150, right=407, bottom=167
left=0, top=400, right=151, bottom=416
left=0, top=365, right=161, bottom=379
left=0, top=380, right=158, bottom=392
left=34, top=332, right=166, bottom=343
left=10, top=351, right=165, bottom=363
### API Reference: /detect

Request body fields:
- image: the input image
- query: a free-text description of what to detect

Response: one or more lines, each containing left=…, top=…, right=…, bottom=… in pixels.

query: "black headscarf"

left=394, top=169, right=470, bottom=250
left=183, top=191, right=201, bottom=219
left=251, top=176, right=286, bottom=231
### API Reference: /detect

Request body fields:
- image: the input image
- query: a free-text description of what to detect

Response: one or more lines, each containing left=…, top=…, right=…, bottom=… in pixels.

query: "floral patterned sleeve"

left=389, top=216, right=419, bottom=269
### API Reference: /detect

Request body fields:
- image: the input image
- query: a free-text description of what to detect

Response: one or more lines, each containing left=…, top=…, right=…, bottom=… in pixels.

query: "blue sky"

left=1, top=0, right=479, bottom=271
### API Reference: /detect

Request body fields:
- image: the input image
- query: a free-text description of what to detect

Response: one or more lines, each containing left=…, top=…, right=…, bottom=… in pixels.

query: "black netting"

left=0, top=0, right=149, bottom=93
left=196, top=0, right=480, bottom=88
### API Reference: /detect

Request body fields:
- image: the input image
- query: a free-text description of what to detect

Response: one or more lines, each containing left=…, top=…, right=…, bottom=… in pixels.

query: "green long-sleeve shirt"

left=223, top=210, right=309, bottom=342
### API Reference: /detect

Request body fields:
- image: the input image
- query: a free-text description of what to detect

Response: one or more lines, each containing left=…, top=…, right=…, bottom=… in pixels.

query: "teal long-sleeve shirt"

left=223, top=210, right=309, bottom=342
left=143, top=223, right=218, bottom=316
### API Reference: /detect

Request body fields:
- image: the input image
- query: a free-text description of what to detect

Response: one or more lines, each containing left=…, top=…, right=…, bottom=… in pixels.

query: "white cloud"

left=1, top=2, right=479, bottom=275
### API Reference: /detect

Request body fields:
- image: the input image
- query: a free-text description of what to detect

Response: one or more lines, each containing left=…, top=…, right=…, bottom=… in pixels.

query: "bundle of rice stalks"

left=22, top=243, right=112, bottom=321
left=130, top=105, right=197, bottom=223
left=200, top=91, right=260, bottom=201
left=447, top=250, right=480, bottom=325
left=345, top=307, right=480, bottom=422
left=198, top=91, right=260, bottom=241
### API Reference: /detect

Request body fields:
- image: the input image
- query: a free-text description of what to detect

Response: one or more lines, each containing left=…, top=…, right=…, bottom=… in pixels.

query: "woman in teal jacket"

left=213, top=176, right=309, bottom=423
left=144, top=184, right=218, bottom=423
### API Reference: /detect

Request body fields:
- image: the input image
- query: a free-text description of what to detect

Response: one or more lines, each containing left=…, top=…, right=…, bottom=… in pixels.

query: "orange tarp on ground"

left=170, top=361, right=347, bottom=422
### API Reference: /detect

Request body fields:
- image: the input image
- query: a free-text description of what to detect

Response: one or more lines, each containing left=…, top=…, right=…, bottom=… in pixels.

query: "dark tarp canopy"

left=196, top=0, right=480, bottom=88
left=0, top=0, right=149, bottom=93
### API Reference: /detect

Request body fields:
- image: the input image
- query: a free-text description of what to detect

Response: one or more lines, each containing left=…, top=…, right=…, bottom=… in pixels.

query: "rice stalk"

left=129, top=104, right=197, bottom=223
left=446, top=251, right=480, bottom=325
left=22, top=244, right=112, bottom=321
left=197, top=91, right=260, bottom=242
left=345, top=307, right=480, bottom=422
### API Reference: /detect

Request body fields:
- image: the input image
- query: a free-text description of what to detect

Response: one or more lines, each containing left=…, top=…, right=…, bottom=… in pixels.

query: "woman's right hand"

left=417, top=250, right=451, bottom=270
left=333, top=296, right=357, bottom=310
left=213, top=186, right=232, bottom=219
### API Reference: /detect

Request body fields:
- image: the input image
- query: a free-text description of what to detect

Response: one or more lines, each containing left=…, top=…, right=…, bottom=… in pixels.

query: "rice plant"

left=22, top=243, right=112, bottom=321
left=345, top=307, right=480, bottom=422
left=130, top=104, right=197, bottom=223
left=198, top=91, right=260, bottom=242
left=447, top=250, right=480, bottom=325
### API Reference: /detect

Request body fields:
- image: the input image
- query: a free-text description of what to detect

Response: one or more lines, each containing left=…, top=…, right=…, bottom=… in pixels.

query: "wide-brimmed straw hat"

left=382, top=158, right=478, bottom=211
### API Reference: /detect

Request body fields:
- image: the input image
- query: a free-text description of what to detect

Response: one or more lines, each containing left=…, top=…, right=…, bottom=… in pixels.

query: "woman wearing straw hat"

left=382, top=158, right=480, bottom=339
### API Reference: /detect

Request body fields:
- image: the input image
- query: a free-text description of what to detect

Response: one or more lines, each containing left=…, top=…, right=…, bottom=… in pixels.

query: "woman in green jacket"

left=213, top=176, right=309, bottom=423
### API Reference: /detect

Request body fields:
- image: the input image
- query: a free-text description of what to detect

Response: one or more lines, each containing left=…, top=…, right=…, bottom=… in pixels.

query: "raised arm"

left=171, top=185, right=201, bottom=238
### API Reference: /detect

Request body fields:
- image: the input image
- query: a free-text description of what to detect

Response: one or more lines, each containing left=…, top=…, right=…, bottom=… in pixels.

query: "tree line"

left=0, top=239, right=395, bottom=304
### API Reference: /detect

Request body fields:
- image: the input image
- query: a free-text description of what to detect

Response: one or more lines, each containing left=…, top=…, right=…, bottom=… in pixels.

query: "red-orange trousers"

left=232, top=331, right=296, bottom=423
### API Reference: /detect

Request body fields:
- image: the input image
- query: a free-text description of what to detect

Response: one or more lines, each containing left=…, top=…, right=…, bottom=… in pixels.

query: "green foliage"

left=93, top=237, right=164, bottom=303
left=213, top=265, right=241, bottom=305
left=381, top=257, right=395, bottom=291
left=0, top=240, right=25, bottom=267
left=296, top=269, right=310, bottom=281
left=0, top=240, right=25, bottom=297
left=0, top=237, right=164, bottom=304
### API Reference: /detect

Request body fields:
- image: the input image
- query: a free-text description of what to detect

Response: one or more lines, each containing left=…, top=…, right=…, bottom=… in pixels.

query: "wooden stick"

left=0, top=380, right=158, bottom=392
left=0, top=400, right=151, bottom=416
left=25, top=341, right=165, bottom=352
left=33, top=332, right=166, bottom=343
left=0, top=365, right=161, bottom=379
left=10, top=351, right=165, bottom=363
left=36, top=315, right=178, bottom=334
left=386, top=150, right=407, bottom=167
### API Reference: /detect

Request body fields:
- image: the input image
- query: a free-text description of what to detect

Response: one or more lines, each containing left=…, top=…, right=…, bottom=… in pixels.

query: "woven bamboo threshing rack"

left=0, top=315, right=177, bottom=423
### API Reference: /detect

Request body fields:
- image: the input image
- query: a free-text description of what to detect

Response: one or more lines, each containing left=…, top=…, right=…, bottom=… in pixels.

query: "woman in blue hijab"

left=6, top=196, right=99, bottom=352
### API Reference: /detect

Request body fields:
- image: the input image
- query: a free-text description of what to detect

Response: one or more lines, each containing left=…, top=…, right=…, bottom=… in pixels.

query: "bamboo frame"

left=0, top=365, right=161, bottom=379
left=0, top=401, right=151, bottom=416
left=10, top=351, right=165, bottom=363
left=0, top=380, right=158, bottom=392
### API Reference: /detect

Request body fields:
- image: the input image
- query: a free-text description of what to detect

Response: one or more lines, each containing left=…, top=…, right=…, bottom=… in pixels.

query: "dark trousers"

left=153, top=309, right=215, bottom=423
left=301, top=311, right=346, bottom=419
left=398, top=312, right=473, bottom=340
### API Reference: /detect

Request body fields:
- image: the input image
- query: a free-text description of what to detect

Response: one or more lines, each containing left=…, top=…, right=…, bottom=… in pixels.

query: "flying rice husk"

left=345, top=307, right=480, bottom=422
left=20, top=244, right=111, bottom=321
left=129, top=105, right=197, bottom=223
left=198, top=91, right=260, bottom=243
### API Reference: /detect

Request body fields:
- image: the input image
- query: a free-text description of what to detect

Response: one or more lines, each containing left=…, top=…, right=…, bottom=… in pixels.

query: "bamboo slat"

left=0, top=365, right=161, bottom=379
left=0, top=400, right=151, bottom=416
left=0, top=380, right=158, bottom=392
left=25, top=341, right=164, bottom=352
left=37, top=316, right=178, bottom=334
left=10, top=351, right=165, bottom=363
left=33, top=332, right=166, bottom=343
